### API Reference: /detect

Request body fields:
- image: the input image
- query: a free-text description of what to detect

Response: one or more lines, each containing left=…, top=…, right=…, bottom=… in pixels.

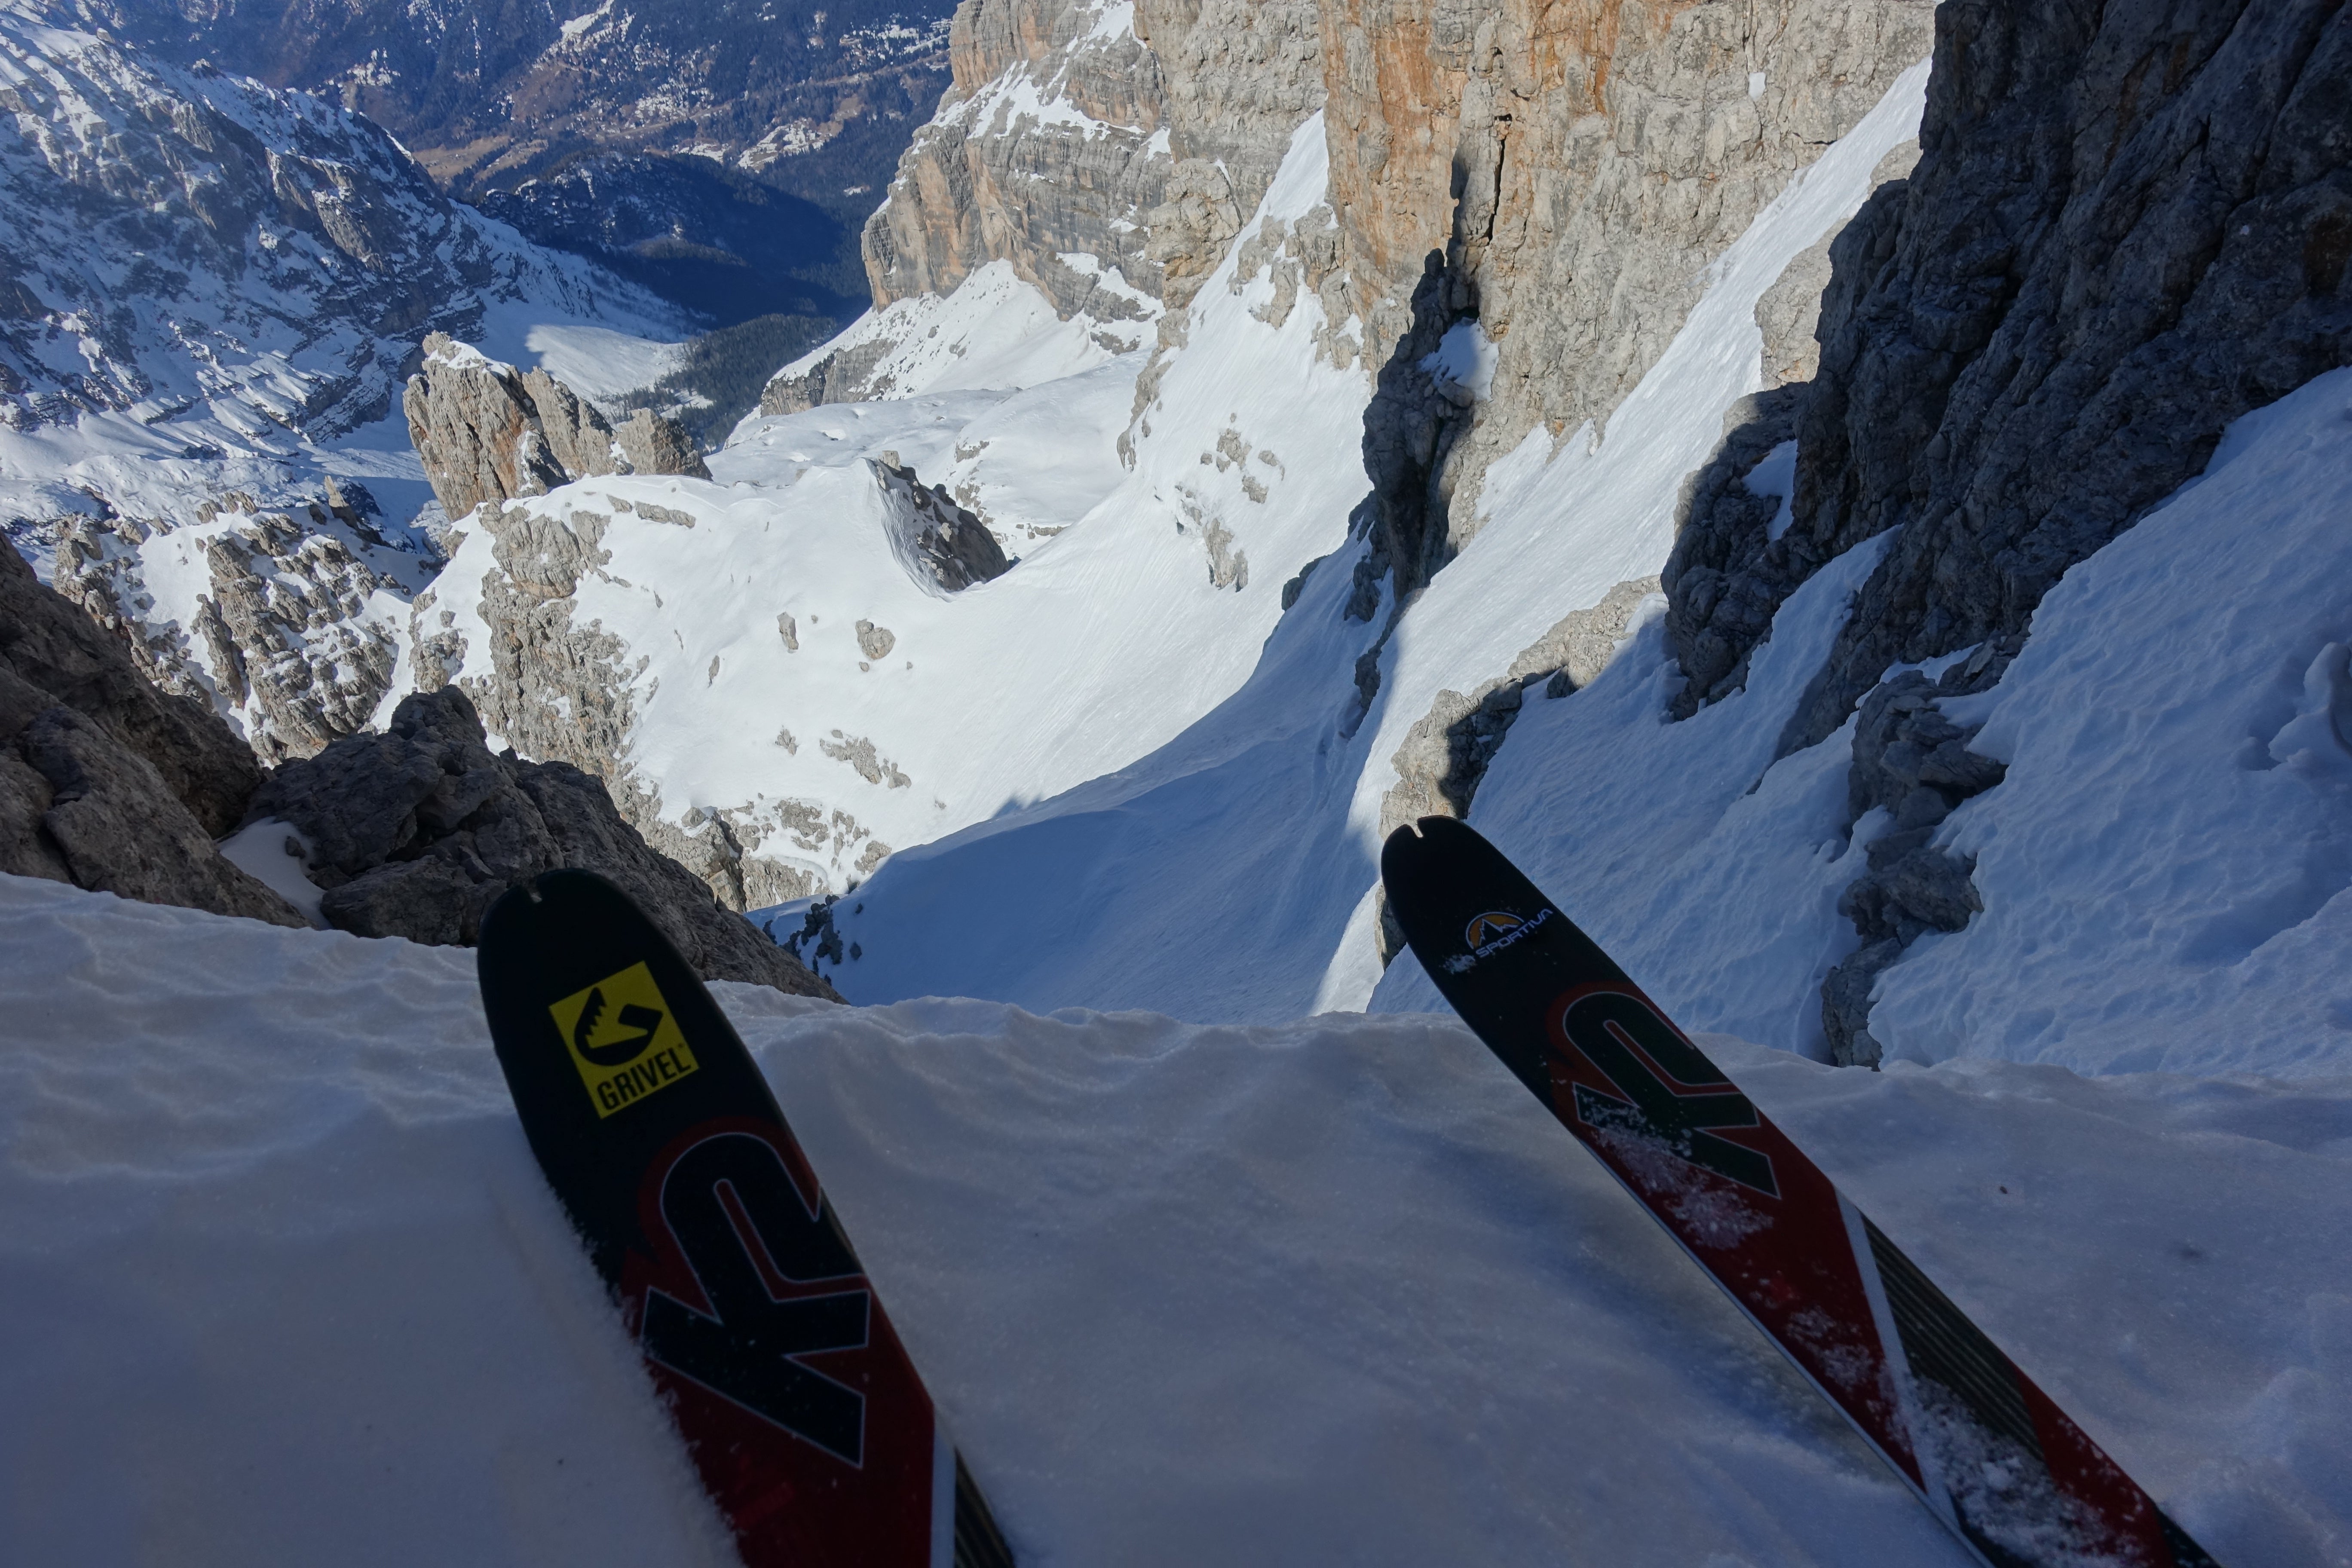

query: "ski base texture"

left=1382, top=816, right=2219, bottom=1568
left=478, top=869, right=1014, bottom=1568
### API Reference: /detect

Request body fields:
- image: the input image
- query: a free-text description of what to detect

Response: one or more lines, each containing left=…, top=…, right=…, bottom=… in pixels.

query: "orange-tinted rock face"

left=1323, top=0, right=1937, bottom=571
left=863, top=0, right=1171, bottom=322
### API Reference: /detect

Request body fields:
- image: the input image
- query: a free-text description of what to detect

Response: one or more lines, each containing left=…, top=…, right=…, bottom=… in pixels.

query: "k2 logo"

left=1556, top=989, right=1779, bottom=1197
left=640, top=1131, right=873, bottom=1463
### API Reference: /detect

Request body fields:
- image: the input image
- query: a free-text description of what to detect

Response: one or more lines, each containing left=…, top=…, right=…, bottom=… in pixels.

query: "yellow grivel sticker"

left=548, top=962, right=700, bottom=1119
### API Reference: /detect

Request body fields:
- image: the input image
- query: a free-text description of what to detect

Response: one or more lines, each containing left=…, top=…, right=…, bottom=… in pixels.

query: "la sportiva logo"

left=1553, top=986, right=1778, bottom=1197
left=640, top=1130, right=872, bottom=1464
left=548, top=961, right=701, bottom=1118
left=1444, top=906, right=1553, bottom=971
left=1465, top=910, right=1523, bottom=945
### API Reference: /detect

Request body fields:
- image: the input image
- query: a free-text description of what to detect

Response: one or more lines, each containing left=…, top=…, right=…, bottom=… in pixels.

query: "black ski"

left=478, top=869, right=1014, bottom=1568
left=1382, top=815, right=2219, bottom=1568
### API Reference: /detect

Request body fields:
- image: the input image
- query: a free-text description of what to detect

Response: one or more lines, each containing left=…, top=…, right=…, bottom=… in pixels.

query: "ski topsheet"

left=1381, top=816, right=2220, bottom=1568
left=478, top=870, right=1015, bottom=1568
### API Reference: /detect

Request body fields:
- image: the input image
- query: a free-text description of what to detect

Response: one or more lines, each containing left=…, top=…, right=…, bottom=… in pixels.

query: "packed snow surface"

left=3, top=873, right=2346, bottom=1565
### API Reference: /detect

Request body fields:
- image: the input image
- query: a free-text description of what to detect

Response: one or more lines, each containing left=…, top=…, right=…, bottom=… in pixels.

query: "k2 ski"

left=478, top=869, right=1014, bottom=1568
left=1382, top=816, right=2218, bottom=1568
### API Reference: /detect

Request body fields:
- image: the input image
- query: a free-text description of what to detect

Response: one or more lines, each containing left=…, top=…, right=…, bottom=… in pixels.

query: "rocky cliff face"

left=1328, top=0, right=1937, bottom=604
left=1673, top=0, right=2352, bottom=749
left=402, top=334, right=710, bottom=526
left=1654, top=0, right=2352, bottom=1060
left=783, top=0, right=1331, bottom=410
left=246, top=685, right=840, bottom=996
left=1134, top=1, right=1330, bottom=312
left=0, top=536, right=303, bottom=923
left=3, top=532, right=832, bottom=991
left=41, top=491, right=422, bottom=765
left=863, top=0, right=1171, bottom=323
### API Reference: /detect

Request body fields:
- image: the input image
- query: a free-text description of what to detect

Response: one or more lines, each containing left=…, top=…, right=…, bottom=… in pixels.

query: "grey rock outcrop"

left=873, top=458, right=1012, bottom=594
left=2, top=537, right=262, bottom=835
left=245, top=686, right=839, bottom=998
left=1818, top=668, right=2007, bottom=1066
left=0, top=539, right=301, bottom=926
left=404, top=334, right=707, bottom=524
left=612, top=410, right=710, bottom=482
left=1669, top=0, right=2352, bottom=750
left=194, top=510, right=401, bottom=763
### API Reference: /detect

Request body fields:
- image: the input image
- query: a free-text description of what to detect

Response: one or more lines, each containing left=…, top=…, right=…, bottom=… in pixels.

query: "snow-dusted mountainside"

left=430, top=116, right=1363, bottom=905
left=4, top=0, right=2352, bottom=1561
left=0, top=3, right=683, bottom=760
left=75, top=0, right=960, bottom=323
left=7, top=873, right=2346, bottom=1564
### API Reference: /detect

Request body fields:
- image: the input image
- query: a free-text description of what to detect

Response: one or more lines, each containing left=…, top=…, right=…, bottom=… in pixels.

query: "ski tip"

left=952, top=1448, right=1018, bottom=1568
left=1379, top=813, right=1486, bottom=876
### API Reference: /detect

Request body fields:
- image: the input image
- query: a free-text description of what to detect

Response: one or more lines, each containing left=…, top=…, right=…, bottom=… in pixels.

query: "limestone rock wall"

left=403, top=334, right=709, bottom=526
left=862, top=0, right=1174, bottom=322
left=789, top=0, right=1330, bottom=412
left=1669, top=0, right=2352, bottom=753
left=1326, top=0, right=1937, bottom=599
left=1135, top=1, right=1332, bottom=311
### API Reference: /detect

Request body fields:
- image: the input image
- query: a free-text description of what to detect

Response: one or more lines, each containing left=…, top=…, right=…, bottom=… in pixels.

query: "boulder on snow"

left=245, top=686, right=839, bottom=998
left=871, top=458, right=1009, bottom=594
left=0, top=539, right=303, bottom=926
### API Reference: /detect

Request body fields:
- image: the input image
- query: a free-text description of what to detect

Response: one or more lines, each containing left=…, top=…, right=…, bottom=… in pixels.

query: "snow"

left=1369, top=369, right=2352, bottom=1084
left=1867, top=368, right=2352, bottom=1077
left=771, top=261, right=1125, bottom=405
left=1747, top=437, right=1799, bottom=541
left=1, top=871, right=2341, bottom=1564
left=440, top=115, right=1367, bottom=894
left=1420, top=320, right=1497, bottom=400
left=830, top=67, right=1932, bottom=1019
left=217, top=818, right=329, bottom=926
left=18, top=410, right=2352, bottom=1558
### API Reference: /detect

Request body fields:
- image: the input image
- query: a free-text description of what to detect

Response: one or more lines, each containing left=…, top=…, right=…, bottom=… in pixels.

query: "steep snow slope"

left=759, top=255, right=1149, bottom=413
left=1370, top=368, right=2352, bottom=1082
left=434, top=116, right=1367, bottom=897
left=828, top=64, right=1931, bottom=1018
left=4, top=871, right=2345, bottom=1565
